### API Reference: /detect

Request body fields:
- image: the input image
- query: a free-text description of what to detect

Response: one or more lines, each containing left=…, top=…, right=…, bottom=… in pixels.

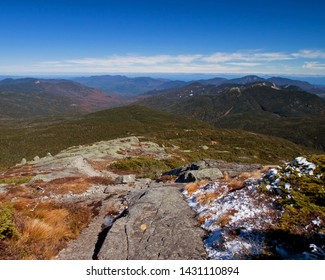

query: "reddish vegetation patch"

left=86, top=176, right=115, bottom=186
left=28, top=176, right=90, bottom=195
left=0, top=165, right=36, bottom=180
left=5, top=185, right=38, bottom=200
left=89, top=160, right=114, bottom=172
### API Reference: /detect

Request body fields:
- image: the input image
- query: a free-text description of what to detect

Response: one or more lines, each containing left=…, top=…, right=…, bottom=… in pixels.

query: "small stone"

left=115, top=174, right=136, bottom=184
left=33, top=156, right=40, bottom=161
left=201, top=145, right=209, bottom=150
left=20, top=158, right=27, bottom=165
left=140, top=224, right=147, bottom=231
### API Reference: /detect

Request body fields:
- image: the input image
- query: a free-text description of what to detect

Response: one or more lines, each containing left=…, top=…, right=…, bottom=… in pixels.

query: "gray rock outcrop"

left=115, top=174, right=136, bottom=184
left=163, top=159, right=262, bottom=182
left=98, top=186, right=207, bottom=260
left=177, top=168, right=224, bottom=183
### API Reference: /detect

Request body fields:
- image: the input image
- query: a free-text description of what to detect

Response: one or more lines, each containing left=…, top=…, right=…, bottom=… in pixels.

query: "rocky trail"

left=57, top=183, right=207, bottom=260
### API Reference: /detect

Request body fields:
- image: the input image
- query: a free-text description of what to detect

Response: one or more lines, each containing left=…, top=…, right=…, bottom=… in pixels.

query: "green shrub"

left=0, top=176, right=32, bottom=185
left=110, top=156, right=183, bottom=179
left=0, top=203, right=18, bottom=240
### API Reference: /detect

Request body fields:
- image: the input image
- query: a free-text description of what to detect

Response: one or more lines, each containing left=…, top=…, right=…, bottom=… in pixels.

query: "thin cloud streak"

left=2, top=49, right=325, bottom=75
left=202, top=51, right=294, bottom=63
left=293, top=50, right=325, bottom=59
left=303, top=61, right=325, bottom=70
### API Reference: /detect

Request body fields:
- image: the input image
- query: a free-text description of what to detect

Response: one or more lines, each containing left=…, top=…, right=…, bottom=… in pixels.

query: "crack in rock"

left=92, top=208, right=128, bottom=260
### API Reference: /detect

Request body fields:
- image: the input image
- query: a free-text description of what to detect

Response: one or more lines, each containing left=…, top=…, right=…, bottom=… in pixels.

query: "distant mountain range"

left=73, top=74, right=325, bottom=98
left=73, top=75, right=186, bottom=96
left=0, top=78, right=123, bottom=118
left=139, top=80, right=325, bottom=150
left=1, top=74, right=324, bottom=150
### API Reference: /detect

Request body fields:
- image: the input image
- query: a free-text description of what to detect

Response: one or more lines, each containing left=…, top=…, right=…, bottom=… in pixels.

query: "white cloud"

left=202, top=51, right=293, bottom=63
left=227, top=62, right=261, bottom=67
left=303, top=61, right=325, bottom=70
left=2, top=49, right=325, bottom=75
left=293, top=50, right=325, bottom=59
left=66, top=54, right=203, bottom=67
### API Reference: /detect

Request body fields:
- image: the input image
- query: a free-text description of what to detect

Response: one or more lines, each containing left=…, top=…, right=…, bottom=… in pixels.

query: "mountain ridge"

left=0, top=78, right=124, bottom=118
left=138, top=82, right=325, bottom=150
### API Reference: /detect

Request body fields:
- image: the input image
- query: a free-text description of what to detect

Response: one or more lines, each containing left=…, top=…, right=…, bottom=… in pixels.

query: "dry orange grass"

left=228, top=179, right=243, bottom=191
left=216, top=209, right=238, bottom=227
left=87, top=176, right=115, bottom=185
left=223, top=171, right=230, bottom=181
left=184, top=180, right=209, bottom=195
left=238, top=172, right=251, bottom=181
left=0, top=200, right=92, bottom=259
left=197, top=212, right=213, bottom=225
left=196, top=191, right=224, bottom=205
left=41, top=177, right=90, bottom=195
left=222, top=170, right=263, bottom=192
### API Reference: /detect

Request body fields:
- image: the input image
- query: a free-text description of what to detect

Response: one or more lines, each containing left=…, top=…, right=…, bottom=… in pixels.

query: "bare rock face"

left=98, top=186, right=207, bottom=260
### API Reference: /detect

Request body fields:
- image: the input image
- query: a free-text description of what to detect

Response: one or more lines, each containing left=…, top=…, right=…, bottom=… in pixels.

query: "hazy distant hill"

left=267, top=77, right=325, bottom=98
left=0, top=78, right=122, bottom=118
left=71, top=74, right=325, bottom=99
left=73, top=75, right=187, bottom=96
left=227, top=75, right=266, bottom=85
left=139, top=81, right=325, bottom=150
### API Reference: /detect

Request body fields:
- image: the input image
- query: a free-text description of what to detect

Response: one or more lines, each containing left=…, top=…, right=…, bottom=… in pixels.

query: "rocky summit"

left=0, top=136, right=324, bottom=260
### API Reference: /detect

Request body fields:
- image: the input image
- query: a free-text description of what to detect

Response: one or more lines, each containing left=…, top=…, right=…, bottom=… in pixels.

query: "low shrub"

left=0, top=203, right=18, bottom=240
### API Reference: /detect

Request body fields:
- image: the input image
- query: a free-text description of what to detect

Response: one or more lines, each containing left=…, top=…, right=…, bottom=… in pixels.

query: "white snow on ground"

left=182, top=157, right=323, bottom=259
left=183, top=181, right=279, bottom=259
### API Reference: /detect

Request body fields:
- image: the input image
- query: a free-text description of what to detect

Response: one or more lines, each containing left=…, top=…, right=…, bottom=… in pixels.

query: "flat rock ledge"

left=98, top=186, right=207, bottom=260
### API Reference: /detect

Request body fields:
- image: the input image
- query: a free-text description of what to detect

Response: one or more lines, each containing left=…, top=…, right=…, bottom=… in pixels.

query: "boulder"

left=104, top=185, right=131, bottom=194
left=190, top=160, right=206, bottom=170
left=115, top=174, right=136, bottom=184
left=176, top=168, right=223, bottom=183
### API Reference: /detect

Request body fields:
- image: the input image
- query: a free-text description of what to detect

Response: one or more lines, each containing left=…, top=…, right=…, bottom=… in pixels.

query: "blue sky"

left=1, top=0, right=325, bottom=75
